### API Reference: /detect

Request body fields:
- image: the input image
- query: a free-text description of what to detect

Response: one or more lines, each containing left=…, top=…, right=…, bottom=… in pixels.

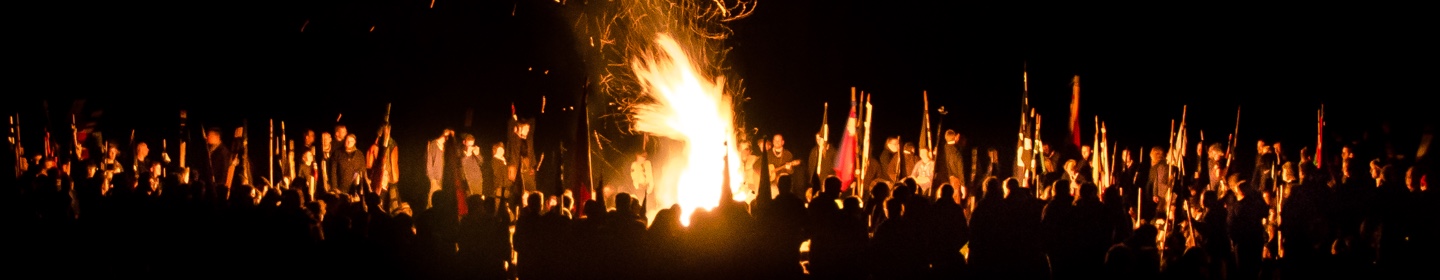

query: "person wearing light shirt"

left=911, top=147, right=936, bottom=196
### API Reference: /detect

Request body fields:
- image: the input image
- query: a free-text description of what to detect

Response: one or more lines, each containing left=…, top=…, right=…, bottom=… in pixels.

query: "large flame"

left=631, top=33, right=745, bottom=226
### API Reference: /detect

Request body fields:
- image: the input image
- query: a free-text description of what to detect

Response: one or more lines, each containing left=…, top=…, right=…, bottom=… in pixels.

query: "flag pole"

left=922, top=90, right=933, bottom=153
left=269, top=119, right=274, bottom=187
left=1316, top=104, right=1324, bottom=168
left=1017, top=66, right=1030, bottom=188
left=850, top=88, right=858, bottom=192
left=820, top=101, right=828, bottom=179
left=1226, top=106, right=1241, bottom=176
left=860, top=93, right=873, bottom=196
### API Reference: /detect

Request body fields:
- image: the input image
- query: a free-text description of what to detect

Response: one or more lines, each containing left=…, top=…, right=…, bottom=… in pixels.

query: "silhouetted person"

left=1072, top=182, right=1112, bottom=278
left=970, top=177, right=1049, bottom=279
left=1042, top=179, right=1078, bottom=279
left=647, top=204, right=685, bottom=280
left=1229, top=181, right=1269, bottom=280
left=808, top=176, right=865, bottom=280
left=753, top=175, right=807, bottom=279
left=1281, top=161, right=1331, bottom=279
left=928, top=184, right=969, bottom=278
left=604, top=193, right=647, bottom=280
left=865, top=182, right=890, bottom=234
left=869, top=197, right=925, bottom=279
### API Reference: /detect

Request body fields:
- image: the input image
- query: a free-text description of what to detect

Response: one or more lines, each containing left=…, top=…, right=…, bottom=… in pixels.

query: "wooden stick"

left=269, top=119, right=275, bottom=186
left=1316, top=104, right=1324, bottom=168
left=860, top=93, right=873, bottom=193
left=1226, top=106, right=1241, bottom=175
left=820, top=102, right=828, bottom=178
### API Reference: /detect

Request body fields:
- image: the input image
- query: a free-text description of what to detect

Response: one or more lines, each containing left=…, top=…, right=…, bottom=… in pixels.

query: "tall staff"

left=858, top=92, right=869, bottom=194
left=1016, top=67, right=1032, bottom=188
left=281, top=121, right=292, bottom=185
left=1315, top=105, right=1324, bottom=168
left=818, top=102, right=828, bottom=179
left=269, top=119, right=274, bottom=187
left=243, top=120, right=251, bottom=187
left=859, top=92, right=873, bottom=196
left=921, top=91, right=933, bottom=154
left=9, top=114, right=20, bottom=179
left=1225, top=106, right=1241, bottom=177
left=178, top=110, right=188, bottom=178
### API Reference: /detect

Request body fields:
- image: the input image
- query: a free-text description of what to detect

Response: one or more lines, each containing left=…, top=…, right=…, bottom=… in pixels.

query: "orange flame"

left=631, top=33, right=744, bottom=226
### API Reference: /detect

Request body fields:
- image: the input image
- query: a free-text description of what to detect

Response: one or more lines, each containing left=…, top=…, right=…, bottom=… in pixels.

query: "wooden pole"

left=819, top=102, right=828, bottom=179
left=1316, top=104, right=1324, bottom=168
left=1226, top=106, right=1241, bottom=176
left=861, top=93, right=873, bottom=196
left=269, top=119, right=274, bottom=186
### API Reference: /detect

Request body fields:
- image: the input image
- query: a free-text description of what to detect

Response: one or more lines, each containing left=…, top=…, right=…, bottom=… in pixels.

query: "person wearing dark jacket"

left=332, top=134, right=367, bottom=196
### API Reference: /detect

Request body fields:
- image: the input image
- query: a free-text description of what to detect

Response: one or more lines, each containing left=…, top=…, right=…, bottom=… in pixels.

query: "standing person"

left=294, top=149, right=316, bottom=201
left=316, top=132, right=332, bottom=195
left=487, top=142, right=513, bottom=201
left=1148, top=147, right=1172, bottom=220
left=910, top=146, right=935, bottom=196
left=807, top=131, right=836, bottom=193
left=879, top=136, right=902, bottom=183
left=332, top=134, right=366, bottom=198
left=367, top=124, right=399, bottom=211
left=200, top=128, right=231, bottom=188
left=427, top=129, right=452, bottom=209
left=331, top=124, right=348, bottom=161
left=460, top=134, right=485, bottom=199
left=902, top=142, right=918, bottom=179
left=630, top=152, right=653, bottom=199
left=508, top=119, right=537, bottom=198
left=940, top=130, right=967, bottom=195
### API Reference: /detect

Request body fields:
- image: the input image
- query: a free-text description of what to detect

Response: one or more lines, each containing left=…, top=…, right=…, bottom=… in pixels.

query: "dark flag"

left=571, top=92, right=595, bottom=217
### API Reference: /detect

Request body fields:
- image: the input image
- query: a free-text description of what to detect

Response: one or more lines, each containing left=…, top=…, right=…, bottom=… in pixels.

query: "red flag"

left=456, top=188, right=468, bottom=216
left=834, top=101, right=858, bottom=191
left=1070, top=75, right=1082, bottom=148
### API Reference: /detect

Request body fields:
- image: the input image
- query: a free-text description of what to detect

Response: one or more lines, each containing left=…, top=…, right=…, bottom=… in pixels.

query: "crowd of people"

left=5, top=104, right=1437, bottom=280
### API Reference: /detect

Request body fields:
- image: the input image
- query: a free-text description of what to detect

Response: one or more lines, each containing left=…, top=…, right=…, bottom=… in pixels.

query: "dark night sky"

left=9, top=1, right=1436, bottom=195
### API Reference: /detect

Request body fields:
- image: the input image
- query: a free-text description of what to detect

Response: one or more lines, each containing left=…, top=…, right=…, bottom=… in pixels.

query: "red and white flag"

left=834, top=100, right=858, bottom=191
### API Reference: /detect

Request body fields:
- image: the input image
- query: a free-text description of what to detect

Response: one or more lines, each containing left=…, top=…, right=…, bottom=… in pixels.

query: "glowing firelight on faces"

left=631, top=33, right=745, bottom=227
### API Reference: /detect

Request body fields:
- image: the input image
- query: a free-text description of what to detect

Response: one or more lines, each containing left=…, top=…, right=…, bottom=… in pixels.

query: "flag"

left=572, top=93, right=595, bottom=217
left=1070, top=75, right=1082, bottom=148
left=834, top=100, right=858, bottom=191
left=1016, top=70, right=1033, bottom=184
